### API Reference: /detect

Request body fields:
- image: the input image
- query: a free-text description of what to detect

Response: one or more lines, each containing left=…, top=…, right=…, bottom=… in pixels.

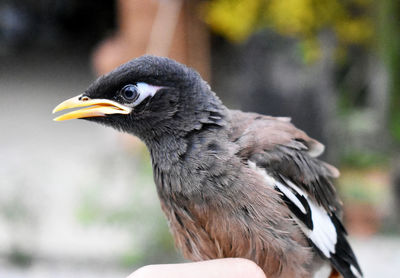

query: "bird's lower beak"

left=52, top=94, right=132, bottom=121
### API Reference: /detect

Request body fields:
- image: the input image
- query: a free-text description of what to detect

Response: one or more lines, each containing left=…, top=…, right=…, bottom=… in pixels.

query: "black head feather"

left=83, top=55, right=227, bottom=143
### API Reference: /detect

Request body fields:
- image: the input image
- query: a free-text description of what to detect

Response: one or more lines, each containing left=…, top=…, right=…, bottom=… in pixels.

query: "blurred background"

left=0, top=0, right=399, bottom=277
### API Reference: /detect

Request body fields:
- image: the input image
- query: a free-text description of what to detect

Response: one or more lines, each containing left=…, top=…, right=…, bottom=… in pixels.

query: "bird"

left=53, top=55, right=363, bottom=278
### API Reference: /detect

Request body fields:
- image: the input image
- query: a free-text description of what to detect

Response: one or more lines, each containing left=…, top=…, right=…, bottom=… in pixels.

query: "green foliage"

left=340, top=150, right=389, bottom=169
left=337, top=167, right=389, bottom=205
left=378, top=0, right=400, bottom=142
left=8, top=247, right=33, bottom=268
left=203, top=0, right=374, bottom=62
left=120, top=216, right=177, bottom=267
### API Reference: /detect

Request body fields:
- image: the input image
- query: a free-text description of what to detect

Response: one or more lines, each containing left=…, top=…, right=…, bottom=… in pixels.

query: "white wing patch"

left=248, top=160, right=337, bottom=258
left=274, top=180, right=307, bottom=214
left=303, top=198, right=337, bottom=257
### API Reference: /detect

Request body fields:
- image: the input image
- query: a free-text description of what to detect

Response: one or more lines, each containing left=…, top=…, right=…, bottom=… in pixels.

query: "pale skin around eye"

left=127, top=258, right=267, bottom=278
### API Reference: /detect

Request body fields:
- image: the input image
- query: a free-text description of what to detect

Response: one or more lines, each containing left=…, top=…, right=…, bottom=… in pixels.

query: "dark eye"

left=121, top=84, right=139, bottom=101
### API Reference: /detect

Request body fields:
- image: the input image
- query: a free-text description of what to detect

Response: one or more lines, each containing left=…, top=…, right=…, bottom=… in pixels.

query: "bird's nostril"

left=80, top=96, right=90, bottom=101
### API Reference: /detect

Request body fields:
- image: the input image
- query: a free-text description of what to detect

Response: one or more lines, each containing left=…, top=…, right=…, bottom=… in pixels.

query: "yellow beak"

left=52, top=94, right=132, bottom=121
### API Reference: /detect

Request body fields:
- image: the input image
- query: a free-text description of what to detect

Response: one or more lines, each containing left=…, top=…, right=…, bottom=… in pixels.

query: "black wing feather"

left=329, top=214, right=363, bottom=278
left=251, top=161, right=363, bottom=278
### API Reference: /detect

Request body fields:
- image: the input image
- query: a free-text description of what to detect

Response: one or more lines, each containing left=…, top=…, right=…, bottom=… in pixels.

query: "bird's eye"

left=121, top=84, right=139, bottom=101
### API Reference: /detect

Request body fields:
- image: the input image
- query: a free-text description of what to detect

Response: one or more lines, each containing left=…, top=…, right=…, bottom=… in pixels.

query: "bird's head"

left=53, top=55, right=225, bottom=141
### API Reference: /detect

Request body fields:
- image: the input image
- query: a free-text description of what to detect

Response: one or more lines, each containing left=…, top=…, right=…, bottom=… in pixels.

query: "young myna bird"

left=53, top=56, right=363, bottom=278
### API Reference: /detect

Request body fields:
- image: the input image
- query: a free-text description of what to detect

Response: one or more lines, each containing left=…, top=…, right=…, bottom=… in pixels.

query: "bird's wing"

left=229, top=110, right=362, bottom=278
left=229, top=110, right=339, bottom=209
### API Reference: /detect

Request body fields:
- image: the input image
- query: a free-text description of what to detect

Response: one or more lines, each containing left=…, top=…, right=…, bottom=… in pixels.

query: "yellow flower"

left=203, top=0, right=262, bottom=42
left=335, top=18, right=374, bottom=44
left=203, top=0, right=374, bottom=60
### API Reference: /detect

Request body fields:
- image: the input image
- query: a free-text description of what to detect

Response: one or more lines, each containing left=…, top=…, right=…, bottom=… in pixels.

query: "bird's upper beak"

left=52, top=94, right=132, bottom=121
